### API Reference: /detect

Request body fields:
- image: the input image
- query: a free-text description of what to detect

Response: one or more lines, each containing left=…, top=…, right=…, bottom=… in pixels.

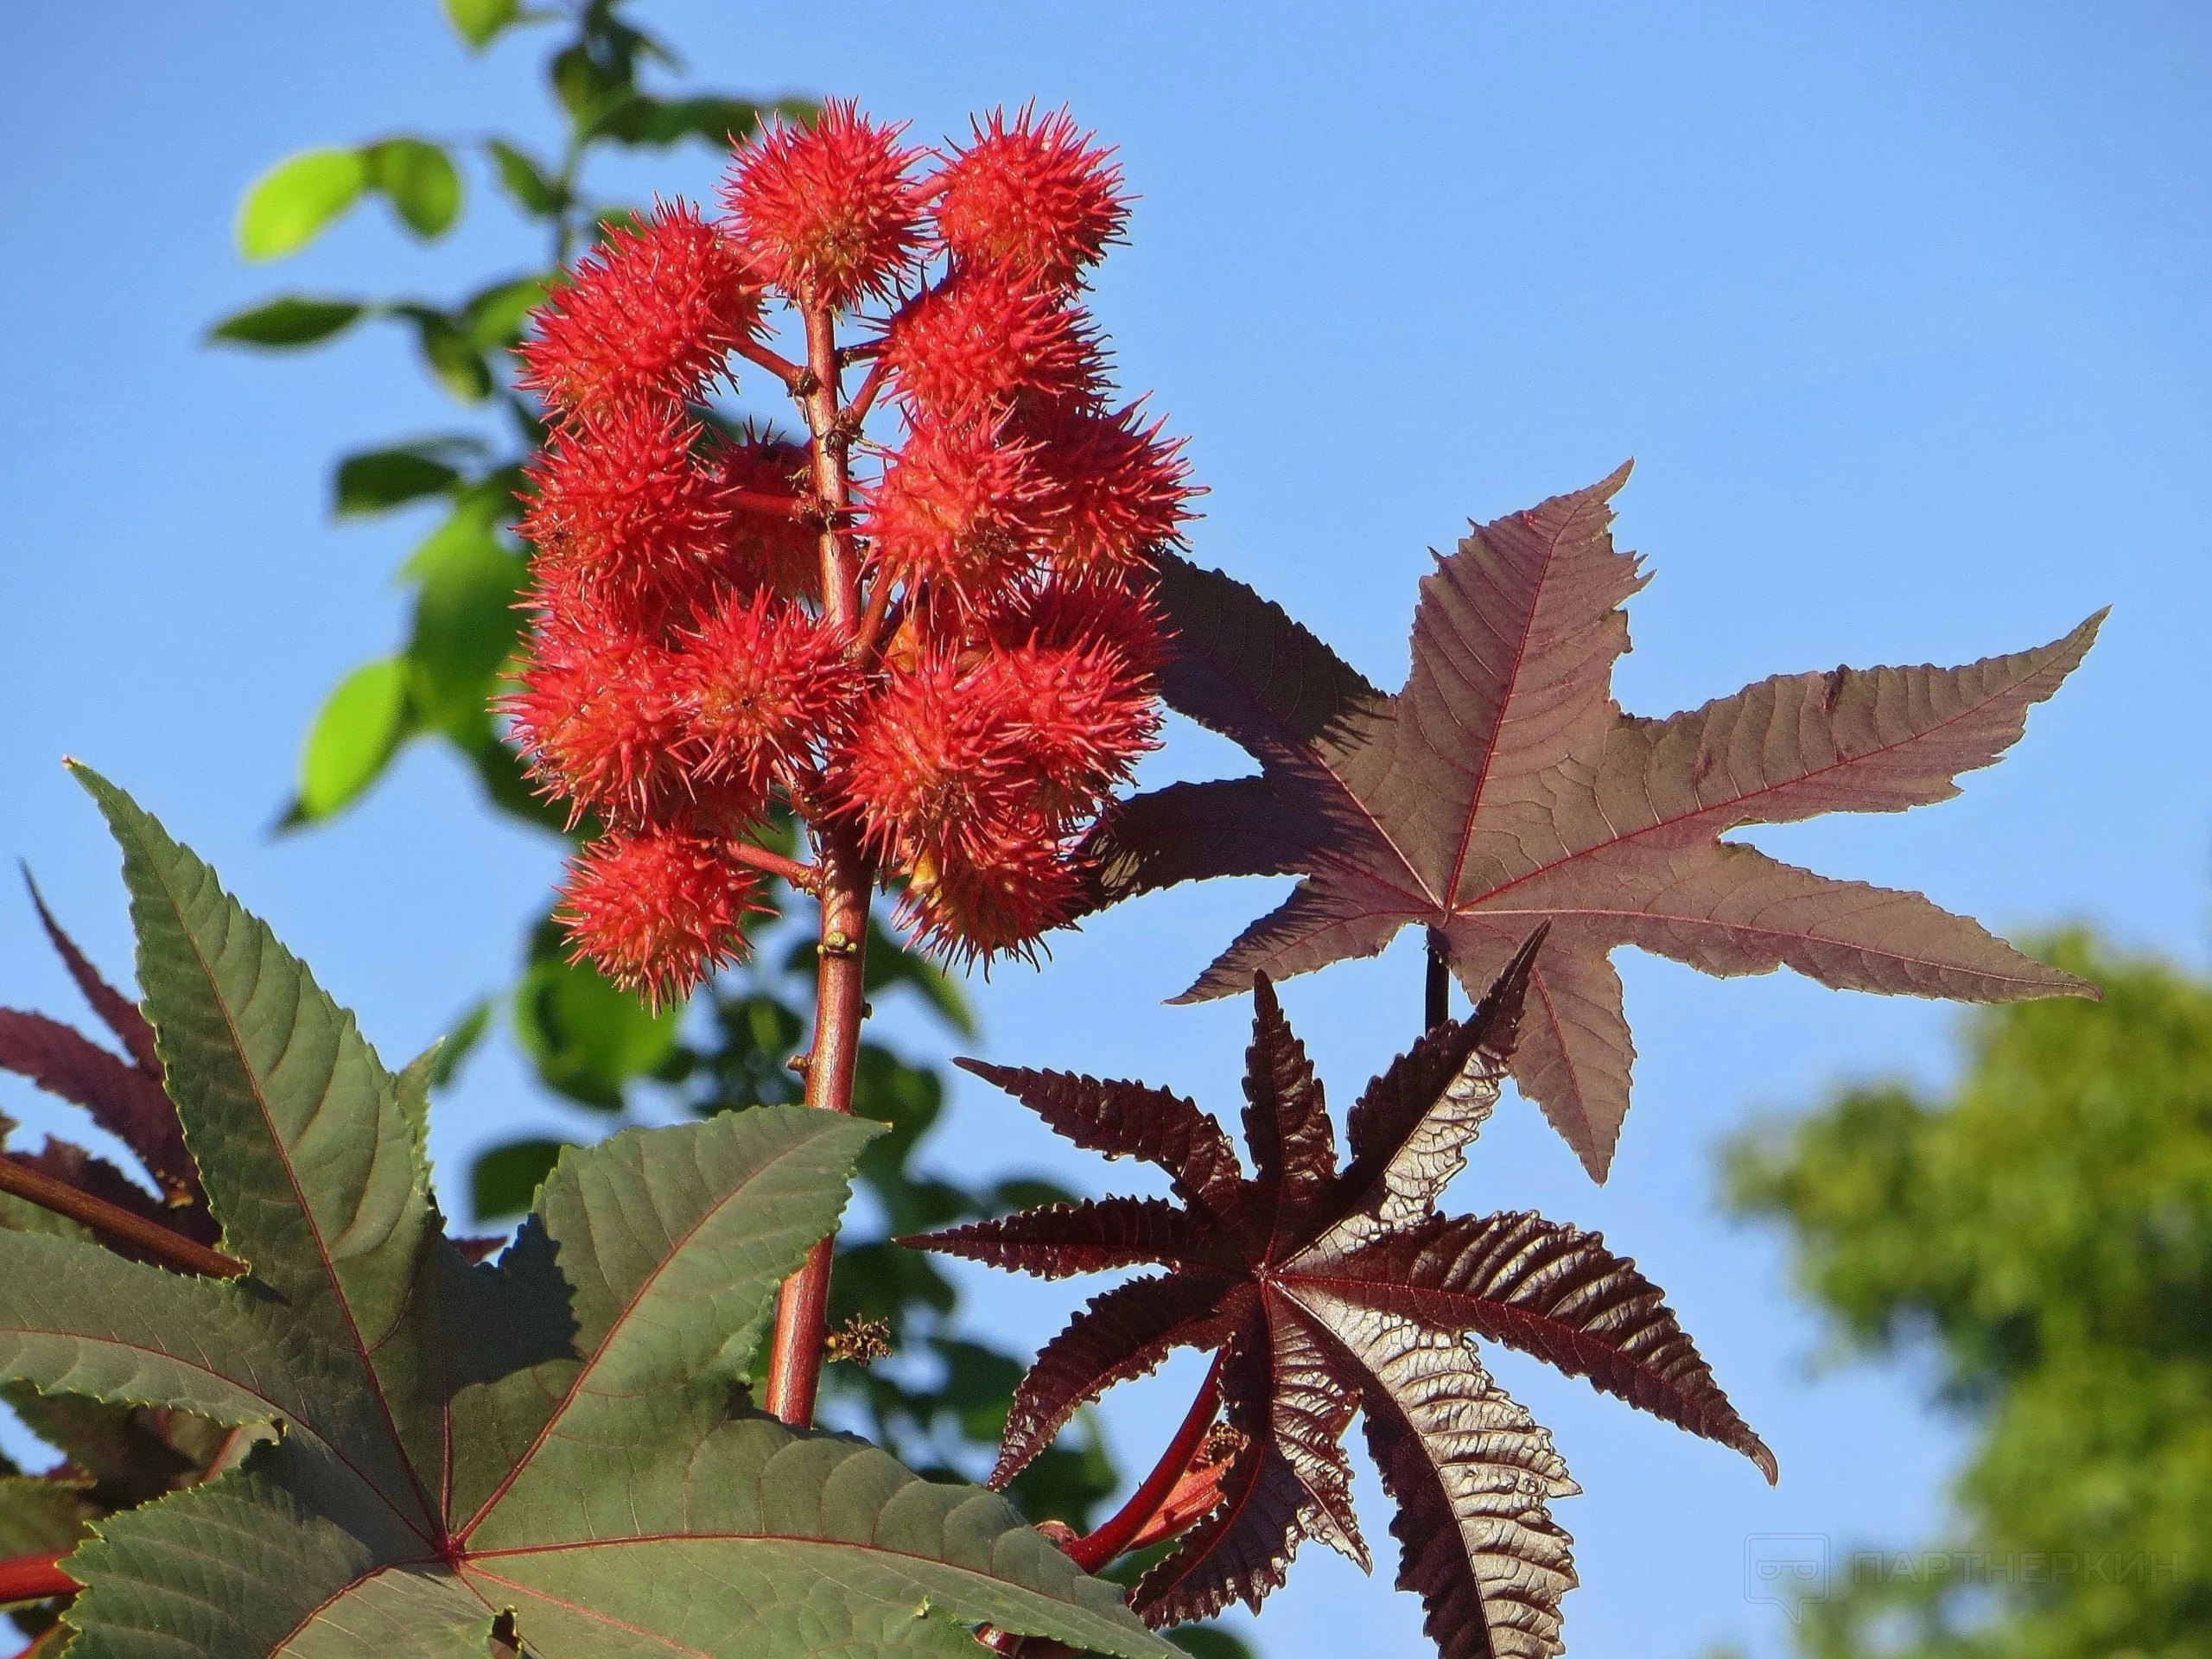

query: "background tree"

left=207, top=0, right=1128, bottom=1548
left=1726, top=932, right=2212, bottom=1657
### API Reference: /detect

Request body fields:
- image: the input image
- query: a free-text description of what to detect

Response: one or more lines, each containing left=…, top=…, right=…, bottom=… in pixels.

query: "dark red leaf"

left=897, top=1195, right=1217, bottom=1279
left=1352, top=1319, right=1577, bottom=1659
left=1086, top=467, right=2099, bottom=1178
left=0, top=1011, right=189, bottom=1198
left=911, top=957, right=1767, bottom=1659
left=1135, top=1440, right=1313, bottom=1627
left=1257, top=1287, right=1364, bottom=1567
left=990, top=1271, right=1246, bottom=1489
left=954, top=1057, right=1246, bottom=1220
left=1300, top=1211, right=1776, bottom=1482
left=1326, top=927, right=1542, bottom=1248
left=1241, top=976, right=1335, bottom=1255
left=22, top=868, right=159, bottom=1074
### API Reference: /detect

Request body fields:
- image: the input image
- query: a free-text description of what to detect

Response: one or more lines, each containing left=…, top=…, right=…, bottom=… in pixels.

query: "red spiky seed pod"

left=837, top=658, right=1030, bottom=864
left=900, top=828, right=1084, bottom=965
left=884, top=267, right=1107, bottom=422
left=677, top=593, right=856, bottom=798
left=1025, top=400, right=1197, bottom=577
left=722, top=101, right=926, bottom=311
left=520, top=402, right=730, bottom=613
left=517, top=203, right=760, bottom=419
left=557, top=827, right=766, bottom=1007
left=989, top=575, right=1171, bottom=676
left=505, top=609, right=702, bottom=826
left=972, top=638, right=1160, bottom=810
left=864, top=412, right=1055, bottom=607
left=933, top=106, right=1128, bottom=292
left=715, top=434, right=821, bottom=600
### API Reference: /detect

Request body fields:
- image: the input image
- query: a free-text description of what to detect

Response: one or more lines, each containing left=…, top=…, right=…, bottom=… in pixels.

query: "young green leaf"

left=1085, top=467, right=2101, bottom=1179
left=906, top=936, right=1770, bottom=1656
left=443, top=0, right=524, bottom=50
left=365, top=138, right=463, bottom=239
left=5, top=774, right=1170, bottom=1659
left=206, top=296, right=366, bottom=349
left=334, top=448, right=463, bottom=517
left=467, top=1136, right=569, bottom=1224
left=236, top=149, right=368, bottom=260
left=486, top=139, right=562, bottom=216
left=298, top=658, right=416, bottom=820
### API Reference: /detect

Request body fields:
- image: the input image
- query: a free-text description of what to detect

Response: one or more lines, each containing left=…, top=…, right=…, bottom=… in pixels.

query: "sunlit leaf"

left=442, top=0, right=521, bottom=49
left=297, top=658, right=416, bottom=820
left=236, top=149, right=367, bottom=260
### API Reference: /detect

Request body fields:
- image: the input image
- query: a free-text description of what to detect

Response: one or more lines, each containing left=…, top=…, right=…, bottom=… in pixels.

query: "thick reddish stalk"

left=0, top=1157, right=242, bottom=1279
left=1065, top=1354, right=1224, bottom=1573
left=762, top=299, right=876, bottom=1428
left=724, top=839, right=818, bottom=892
left=0, top=1551, right=76, bottom=1605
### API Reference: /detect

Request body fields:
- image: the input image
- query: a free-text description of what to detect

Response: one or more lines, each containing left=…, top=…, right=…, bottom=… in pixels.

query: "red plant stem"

left=0, top=1552, right=76, bottom=1605
left=1425, top=926, right=1451, bottom=1031
left=848, top=569, right=898, bottom=664
left=726, top=487, right=855, bottom=526
left=723, top=840, right=818, bottom=892
left=843, top=356, right=893, bottom=429
left=734, top=335, right=804, bottom=391
left=761, top=301, right=877, bottom=1428
left=0, top=1156, right=242, bottom=1279
left=1065, top=1353, right=1224, bottom=1573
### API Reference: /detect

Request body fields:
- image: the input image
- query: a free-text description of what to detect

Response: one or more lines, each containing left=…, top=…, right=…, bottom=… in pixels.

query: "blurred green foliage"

left=206, top=0, right=1165, bottom=1548
left=1726, top=931, right=2212, bottom=1657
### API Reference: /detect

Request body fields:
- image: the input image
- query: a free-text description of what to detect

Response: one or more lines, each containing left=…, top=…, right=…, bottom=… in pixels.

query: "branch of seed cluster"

left=734, top=335, right=804, bottom=390
left=723, top=840, right=818, bottom=892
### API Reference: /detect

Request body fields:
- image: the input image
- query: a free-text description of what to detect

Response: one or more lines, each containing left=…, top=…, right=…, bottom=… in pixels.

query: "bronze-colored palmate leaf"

left=904, top=931, right=1773, bottom=1659
left=1083, top=465, right=2100, bottom=1176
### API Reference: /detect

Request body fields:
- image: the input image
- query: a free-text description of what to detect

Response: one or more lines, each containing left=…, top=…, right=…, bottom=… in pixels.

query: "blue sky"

left=3, top=3, right=2207, bottom=1655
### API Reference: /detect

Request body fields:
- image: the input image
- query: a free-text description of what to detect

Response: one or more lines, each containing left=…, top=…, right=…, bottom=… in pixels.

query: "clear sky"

left=3, top=4, right=2207, bottom=1656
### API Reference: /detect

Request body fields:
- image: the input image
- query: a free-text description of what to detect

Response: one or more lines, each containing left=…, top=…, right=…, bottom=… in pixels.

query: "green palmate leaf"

left=10, top=774, right=1167, bottom=1659
left=207, top=296, right=366, bottom=348
left=298, top=658, right=416, bottom=820
left=365, top=138, right=463, bottom=239
left=238, top=149, right=368, bottom=260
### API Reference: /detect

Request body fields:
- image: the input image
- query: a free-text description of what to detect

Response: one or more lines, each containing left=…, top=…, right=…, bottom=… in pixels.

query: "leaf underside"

left=907, top=938, right=1772, bottom=1658
left=1084, top=467, right=2100, bottom=1177
left=0, top=770, right=1171, bottom=1659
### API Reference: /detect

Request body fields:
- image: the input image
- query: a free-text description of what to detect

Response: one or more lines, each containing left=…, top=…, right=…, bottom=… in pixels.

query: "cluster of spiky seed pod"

left=505, top=104, right=1194, bottom=1003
